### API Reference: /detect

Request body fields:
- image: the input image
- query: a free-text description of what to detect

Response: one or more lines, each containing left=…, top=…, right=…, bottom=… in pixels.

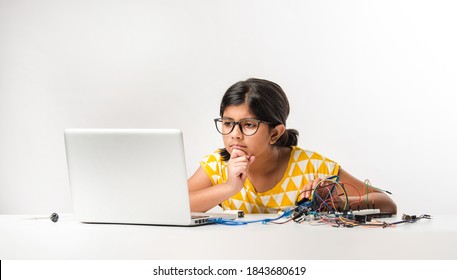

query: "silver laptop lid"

left=64, top=128, right=193, bottom=225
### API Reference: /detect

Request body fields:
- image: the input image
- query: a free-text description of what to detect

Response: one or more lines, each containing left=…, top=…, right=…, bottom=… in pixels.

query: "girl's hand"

left=300, top=177, right=345, bottom=211
left=300, top=178, right=322, bottom=200
left=226, top=149, right=255, bottom=192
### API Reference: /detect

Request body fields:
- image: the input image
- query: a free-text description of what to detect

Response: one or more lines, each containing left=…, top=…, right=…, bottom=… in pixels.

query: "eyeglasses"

left=214, top=118, right=272, bottom=136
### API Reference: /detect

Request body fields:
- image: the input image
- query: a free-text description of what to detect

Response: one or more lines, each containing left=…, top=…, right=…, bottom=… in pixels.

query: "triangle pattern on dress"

left=260, top=195, right=270, bottom=206
left=285, top=178, right=298, bottom=192
left=291, top=176, right=302, bottom=189
left=296, top=151, right=309, bottom=161
left=286, top=190, right=299, bottom=205
left=272, top=193, right=284, bottom=207
left=281, top=192, right=294, bottom=206
left=232, top=191, right=244, bottom=202
left=304, top=173, right=314, bottom=182
left=311, top=159, right=323, bottom=172
left=245, top=202, right=254, bottom=213
left=206, top=161, right=218, bottom=172
left=288, top=162, right=296, bottom=176
left=291, top=163, right=303, bottom=176
left=211, top=175, right=220, bottom=184
left=325, top=161, right=336, bottom=174
left=305, top=150, right=314, bottom=159
left=231, top=199, right=243, bottom=209
left=281, top=178, right=290, bottom=191
left=297, top=160, right=308, bottom=172
left=266, top=196, right=279, bottom=208
left=293, top=150, right=301, bottom=161
left=238, top=202, right=248, bottom=212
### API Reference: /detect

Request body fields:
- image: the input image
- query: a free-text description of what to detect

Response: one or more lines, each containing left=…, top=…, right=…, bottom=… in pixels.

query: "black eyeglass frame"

left=213, top=117, right=274, bottom=136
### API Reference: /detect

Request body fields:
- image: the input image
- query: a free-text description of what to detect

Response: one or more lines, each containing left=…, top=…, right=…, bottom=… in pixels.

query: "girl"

left=188, top=78, right=397, bottom=214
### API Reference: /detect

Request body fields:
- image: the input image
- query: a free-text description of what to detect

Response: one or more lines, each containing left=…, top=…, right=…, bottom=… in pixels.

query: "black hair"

left=218, top=78, right=299, bottom=161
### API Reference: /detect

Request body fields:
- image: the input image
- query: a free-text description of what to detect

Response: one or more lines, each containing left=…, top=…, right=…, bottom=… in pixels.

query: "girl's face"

left=221, top=104, right=275, bottom=158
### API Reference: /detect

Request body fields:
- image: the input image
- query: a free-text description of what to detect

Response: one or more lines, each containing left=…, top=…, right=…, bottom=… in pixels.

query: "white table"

left=0, top=213, right=455, bottom=259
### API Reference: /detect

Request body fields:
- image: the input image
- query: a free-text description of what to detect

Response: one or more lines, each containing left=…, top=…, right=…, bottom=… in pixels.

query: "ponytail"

left=274, top=128, right=299, bottom=147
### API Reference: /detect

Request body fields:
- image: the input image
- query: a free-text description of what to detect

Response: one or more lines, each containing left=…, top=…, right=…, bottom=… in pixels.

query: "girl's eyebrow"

left=221, top=117, right=259, bottom=121
left=220, top=117, right=235, bottom=120
left=221, top=115, right=257, bottom=119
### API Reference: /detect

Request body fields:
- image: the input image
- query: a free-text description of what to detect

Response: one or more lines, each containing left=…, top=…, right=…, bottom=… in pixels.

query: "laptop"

left=64, top=128, right=228, bottom=226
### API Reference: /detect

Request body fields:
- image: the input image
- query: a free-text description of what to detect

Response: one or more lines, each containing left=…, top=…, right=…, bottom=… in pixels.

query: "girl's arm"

left=337, top=168, right=397, bottom=214
left=187, top=167, right=239, bottom=212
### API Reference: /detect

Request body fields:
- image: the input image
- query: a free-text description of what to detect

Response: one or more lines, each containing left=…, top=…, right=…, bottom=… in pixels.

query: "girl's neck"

left=247, top=147, right=291, bottom=193
left=249, top=146, right=282, bottom=176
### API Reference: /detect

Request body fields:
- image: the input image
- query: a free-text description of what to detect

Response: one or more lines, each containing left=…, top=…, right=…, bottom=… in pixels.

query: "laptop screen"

left=64, top=129, right=194, bottom=225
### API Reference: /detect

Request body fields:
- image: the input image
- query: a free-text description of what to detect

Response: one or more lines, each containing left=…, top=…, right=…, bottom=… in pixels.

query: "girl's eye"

left=243, top=122, right=257, bottom=128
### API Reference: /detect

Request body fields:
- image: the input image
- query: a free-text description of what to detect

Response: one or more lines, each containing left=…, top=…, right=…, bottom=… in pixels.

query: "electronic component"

left=223, top=210, right=244, bottom=218
left=354, top=214, right=372, bottom=223
left=29, top=212, right=59, bottom=223
left=50, top=212, right=59, bottom=223
left=213, top=175, right=429, bottom=229
left=351, top=209, right=380, bottom=215
left=390, top=214, right=431, bottom=225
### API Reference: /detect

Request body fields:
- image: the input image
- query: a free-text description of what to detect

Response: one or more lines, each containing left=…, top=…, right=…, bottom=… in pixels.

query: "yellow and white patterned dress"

left=200, top=146, right=340, bottom=214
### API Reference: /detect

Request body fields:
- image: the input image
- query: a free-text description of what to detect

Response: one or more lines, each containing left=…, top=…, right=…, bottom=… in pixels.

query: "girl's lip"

left=230, top=145, right=248, bottom=154
left=230, top=144, right=247, bottom=149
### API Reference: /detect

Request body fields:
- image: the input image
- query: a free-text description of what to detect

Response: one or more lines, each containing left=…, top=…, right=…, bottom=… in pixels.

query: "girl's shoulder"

left=289, top=146, right=339, bottom=177
left=201, top=150, right=223, bottom=164
left=290, top=146, right=337, bottom=164
left=200, top=150, right=226, bottom=173
left=200, top=150, right=226, bottom=181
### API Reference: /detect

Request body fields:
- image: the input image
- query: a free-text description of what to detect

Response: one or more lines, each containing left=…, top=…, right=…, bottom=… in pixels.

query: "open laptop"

left=64, top=128, right=227, bottom=226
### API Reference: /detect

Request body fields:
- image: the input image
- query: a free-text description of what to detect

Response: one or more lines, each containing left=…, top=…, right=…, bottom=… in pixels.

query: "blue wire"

left=210, top=208, right=295, bottom=226
left=312, top=191, right=333, bottom=211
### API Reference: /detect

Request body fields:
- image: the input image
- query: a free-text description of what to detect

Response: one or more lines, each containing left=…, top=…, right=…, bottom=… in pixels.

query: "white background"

left=1, top=0, right=456, bottom=215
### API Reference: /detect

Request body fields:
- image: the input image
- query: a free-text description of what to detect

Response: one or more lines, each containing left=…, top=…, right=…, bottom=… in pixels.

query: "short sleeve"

left=200, top=151, right=225, bottom=185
